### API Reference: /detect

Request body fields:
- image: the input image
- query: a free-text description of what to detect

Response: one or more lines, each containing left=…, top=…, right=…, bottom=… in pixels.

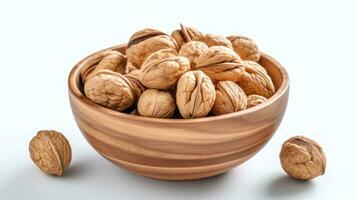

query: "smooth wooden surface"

left=68, top=44, right=289, bottom=180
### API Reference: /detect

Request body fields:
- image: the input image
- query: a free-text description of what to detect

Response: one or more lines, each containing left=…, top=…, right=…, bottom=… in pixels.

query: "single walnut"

left=196, top=46, right=245, bottom=83
left=140, top=49, right=190, bottom=90
left=84, top=70, right=135, bottom=111
left=179, top=41, right=208, bottom=70
left=29, top=130, right=71, bottom=176
left=126, top=28, right=179, bottom=68
left=227, top=35, right=261, bottom=62
left=80, top=50, right=127, bottom=84
left=280, top=136, right=326, bottom=180
left=212, top=81, right=247, bottom=115
left=125, top=69, right=146, bottom=99
left=137, top=89, right=176, bottom=118
left=237, top=61, right=275, bottom=98
left=176, top=70, right=216, bottom=118
left=193, top=33, right=232, bottom=49
left=171, top=24, right=202, bottom=48
left=247, top=94, right=267, bottom=108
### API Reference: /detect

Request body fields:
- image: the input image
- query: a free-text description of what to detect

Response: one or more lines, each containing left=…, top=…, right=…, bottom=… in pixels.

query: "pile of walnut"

left=81, top=24, right=275, bottom=119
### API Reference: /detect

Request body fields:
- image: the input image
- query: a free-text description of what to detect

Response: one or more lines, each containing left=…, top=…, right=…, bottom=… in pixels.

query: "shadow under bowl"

left=68, top=44, right=289, bottom=181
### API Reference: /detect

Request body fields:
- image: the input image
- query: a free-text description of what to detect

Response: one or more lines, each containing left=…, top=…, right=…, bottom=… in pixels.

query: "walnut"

left=171, top=24, right=202, bottom=48
left=237, top=61, right=275, bottom=98
left=227, top=35, right=261, bottom=62
left=196, top=46, right=245, bottom=83
left=125, top=69, right=146, bottom=99
left=137, top=89, right=176, bottom=118
left=280, top=136, right=326, bottom=180
left=84, top=70, right=135, bottom=111
left=193, top=33, right=232, bottom=49
left=178, top=41, right=208, bottom=70
left=126, top=28, right=179, bottom=68
left=212, top=81, right=247, bottom=115
left=176, top=70, right=216, bottom=118
left=80, top=50, right=127, bottom=84
left=29, top=130, right=71, bottom=176
left=247, top=94, right=267, bottom=108
left=140, top=49, right=190, bottom=90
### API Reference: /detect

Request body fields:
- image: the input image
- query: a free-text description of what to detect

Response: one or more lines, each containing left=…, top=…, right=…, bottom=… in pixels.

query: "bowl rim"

left=68, top=44, right=289, bottom=124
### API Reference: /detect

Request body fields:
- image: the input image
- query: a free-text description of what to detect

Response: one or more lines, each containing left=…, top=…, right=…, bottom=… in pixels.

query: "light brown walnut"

left=140, top=49, right=190, bottom=90
left=280, top=136, right=326, bottom=180
left=125, top=69, right=146, bottom=100
left=196, top=46, right=245, bottom=83
left=84, top=70, right=135, bottom=111
left=126, top=28, right=179, bottom=68
left=137, top=89, right=176, bottom=118
left=227, top=35, right=261, bottom=62
left=237, top=61, right=275, bottom=98
left=171, top=24, right=202, bottom=48
left=80, top=50, right=127, bottom=84
left=193, top=33, right=232, bottom=49
left=29, top=130, right=71, bottom=176
left=179, top=41, right=208, bottom=70
left=247, top=94, right=267, bottom=108
left=176, top=70, right=216, bottom=118
left=212, top=81, right=247, bottom=115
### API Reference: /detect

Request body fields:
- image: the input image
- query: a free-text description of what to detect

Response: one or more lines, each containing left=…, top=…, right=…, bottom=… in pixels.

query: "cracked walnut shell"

left=179, top=41, right=208, bottom=70
left=171, top=24, right=202, bottom=48
left=126, top=28, right=179, bottom=68
left=29, top=130, right=71, bottom=176
left=176, top=70, right=216, bottom=118
left=138, top=89, right=176, bottom=118
left=247, top=94, right=267, bottom=108
left=280, top=136, right=326, bottom=180
left=227, top=35, right=261, bottom=62
left=84, top=70, right=135, bottom=111
left=196, top=46, right=245, bottom=83
left=140, top=49, right=190, bottom=90
left=193, top=33, right=232, bottom=49
left=212, top=81, right=247, bottom=115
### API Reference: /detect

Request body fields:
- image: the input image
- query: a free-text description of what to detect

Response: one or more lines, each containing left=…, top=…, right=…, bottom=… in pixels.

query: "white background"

left=0, top=0, right=356, bottom=199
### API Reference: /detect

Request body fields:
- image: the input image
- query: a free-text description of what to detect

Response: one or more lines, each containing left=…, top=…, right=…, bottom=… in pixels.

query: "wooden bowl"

left=68, top=44, right=289, bottom=181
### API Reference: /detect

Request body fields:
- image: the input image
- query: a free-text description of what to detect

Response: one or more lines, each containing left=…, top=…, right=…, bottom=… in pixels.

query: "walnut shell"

left=126, top=28, right=179, bottom=68
left=171, top=24, right=202, bottom=48
left=140, top=49, right=190, bottom=90
left=125, top=69, right=146, bottom=99
left=212, top=81, right=247, bottom=115
left=137, top=89, right=176, bottom=118
left=247, top=94, right=267, bottom=108
left=237, top=61, right=275, bottom=98
left=178, top=41, right=208, bottom=70
left=280, top=136, right=326, bottom=180
left=29, top=130, right=71, bottom=176
left=227, top=35, right=261, bottom=62
left=196, top=46, right=245, bottom=83
left=176, top=70, right=216, bottom=118
left=80, top=50, right=127, bottom=84
left=84, top=70, right=135, bottom=111
left=193, top=33, right=232, bottom=49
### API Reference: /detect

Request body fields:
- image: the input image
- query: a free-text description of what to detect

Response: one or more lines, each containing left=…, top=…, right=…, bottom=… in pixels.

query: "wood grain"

left=68, top=44, right=289, bottom=180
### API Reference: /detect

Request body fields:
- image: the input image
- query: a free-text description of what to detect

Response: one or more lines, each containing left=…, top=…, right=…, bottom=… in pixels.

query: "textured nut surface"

left=247, top=94, right=267, bottom=108
left=140, top=49, right=190, bottom=90
left=212, top=81, right=247, bottom=115
left=179, top=41, right=208, bottom=70
left=84, top=70, right=135, bottom=111
left=125, top=69, right=146, bottom=99
left=227, top=35, right=261, bottom=62
left=29, top=130, right=71, bottom=176
left=237, top=61, right=275, bottom=98
left=196, top=46, right=245, bottom=83
left=176, top=70, right=216, bottom=118
left=126, top=28, right=178, bottom=68
left=280, top=136, right=326, bottom=180
left=138, top=89, right=176, bottom=118
left=80, top=50, right=127, bottom=84
left=171, top=24, right=202, bottom=48
left=193, top=33, right=232, bottom=49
